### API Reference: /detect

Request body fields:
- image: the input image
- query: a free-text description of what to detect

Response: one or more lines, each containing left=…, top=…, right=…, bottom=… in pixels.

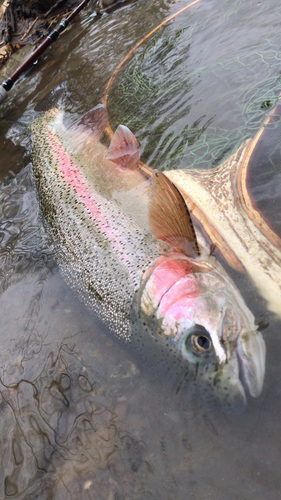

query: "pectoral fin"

left=149, top=171, right=200, bottom=257
left=105, top=125, right=140, bottom=170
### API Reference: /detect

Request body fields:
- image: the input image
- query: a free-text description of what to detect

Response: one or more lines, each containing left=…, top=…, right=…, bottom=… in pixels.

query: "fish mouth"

left=205, top=328, right=266, bottom=414
left=212, top=364, right=247, bottom=415
left=197, top=355, right=246, bottom=415
left=208, top=300, right=266, bottom=412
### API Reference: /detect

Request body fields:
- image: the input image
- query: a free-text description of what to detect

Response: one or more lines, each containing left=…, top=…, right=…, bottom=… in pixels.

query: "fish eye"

left=192, top=333, right=212, bottom=354
left=181, top=325, right=213, bottom=361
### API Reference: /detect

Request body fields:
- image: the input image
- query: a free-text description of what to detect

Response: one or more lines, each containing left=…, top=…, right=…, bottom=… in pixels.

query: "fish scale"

left=31, top=110, right=166, bottom=341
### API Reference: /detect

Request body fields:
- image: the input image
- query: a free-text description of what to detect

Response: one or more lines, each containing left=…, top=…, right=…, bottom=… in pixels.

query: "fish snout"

left=237, top=329, right=266, bottom=398
left=199, top=331, right=265, bottom=414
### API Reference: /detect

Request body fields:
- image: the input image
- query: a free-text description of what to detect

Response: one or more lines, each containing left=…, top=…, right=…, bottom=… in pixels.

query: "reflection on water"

left=0, top=0, right=280, bottom=498
left=1, top=346, right=150, bottom=498
left=108, top=24, right=214, bottom=169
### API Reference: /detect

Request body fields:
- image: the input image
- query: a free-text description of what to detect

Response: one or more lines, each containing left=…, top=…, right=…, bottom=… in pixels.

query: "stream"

left=0, top=0, right=280, bottom=498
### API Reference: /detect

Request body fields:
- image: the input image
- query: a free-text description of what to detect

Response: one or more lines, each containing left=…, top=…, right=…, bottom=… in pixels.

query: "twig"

left=20, top=16, right=38, bottom=41
left=44, top=0, right=67, bottom=19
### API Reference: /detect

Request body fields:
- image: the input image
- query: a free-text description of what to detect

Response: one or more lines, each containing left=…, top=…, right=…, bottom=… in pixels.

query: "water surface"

left=0, top=0, right=281, bottom=498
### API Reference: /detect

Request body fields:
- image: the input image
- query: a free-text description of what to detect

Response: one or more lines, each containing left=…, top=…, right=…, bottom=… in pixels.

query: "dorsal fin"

left=149, top=171, right=200, bottom=257
left=72, top=104, right=108, bottom=139
left=105, top=124, right=140, bottom=170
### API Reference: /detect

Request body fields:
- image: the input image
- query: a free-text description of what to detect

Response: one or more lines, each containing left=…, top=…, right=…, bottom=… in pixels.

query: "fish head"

left=140, top=253, right=266, bottom=413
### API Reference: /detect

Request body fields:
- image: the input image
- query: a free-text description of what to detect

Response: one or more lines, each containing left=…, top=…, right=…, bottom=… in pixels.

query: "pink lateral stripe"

left=46, top=129, right=126, bottom=257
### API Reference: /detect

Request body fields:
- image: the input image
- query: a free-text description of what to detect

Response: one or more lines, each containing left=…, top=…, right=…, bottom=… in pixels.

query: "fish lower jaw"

left=201, top=364, right=247, bottom=414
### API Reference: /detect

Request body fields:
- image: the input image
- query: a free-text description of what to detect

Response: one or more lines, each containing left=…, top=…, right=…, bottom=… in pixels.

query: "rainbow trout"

left=30, top=104, right=265, bottom=413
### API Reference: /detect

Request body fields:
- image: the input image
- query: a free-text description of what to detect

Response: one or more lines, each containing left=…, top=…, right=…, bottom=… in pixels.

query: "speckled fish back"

left=31, top=110, right=165, bottom=341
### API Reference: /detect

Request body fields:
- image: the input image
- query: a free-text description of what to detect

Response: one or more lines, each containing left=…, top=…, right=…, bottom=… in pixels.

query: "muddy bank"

left=0, top=0, right=126, bottom=67
left=0, top=0, right=85, bottom=65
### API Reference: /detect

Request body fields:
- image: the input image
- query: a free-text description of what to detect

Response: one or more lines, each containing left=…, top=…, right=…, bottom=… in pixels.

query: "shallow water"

left=0, top=0, right=280, bottom=498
